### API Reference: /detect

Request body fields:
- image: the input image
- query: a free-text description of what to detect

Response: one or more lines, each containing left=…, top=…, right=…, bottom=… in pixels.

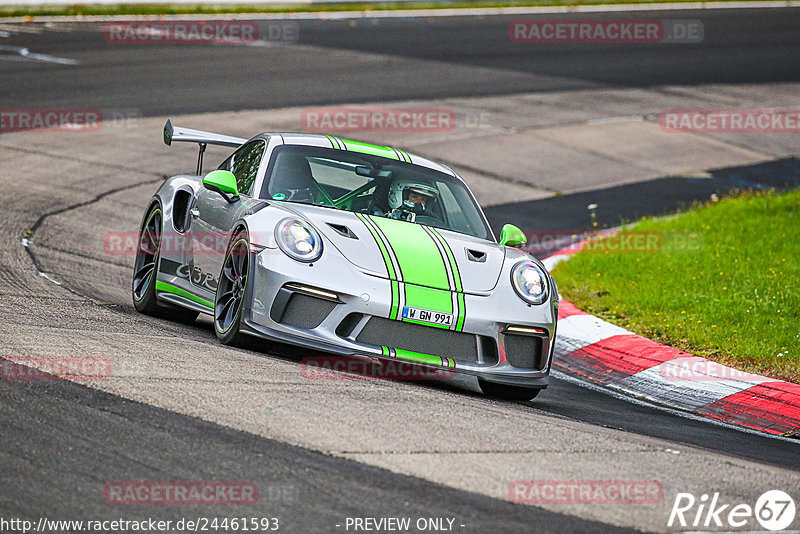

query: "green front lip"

left=382, top=346, right=456, bottom=369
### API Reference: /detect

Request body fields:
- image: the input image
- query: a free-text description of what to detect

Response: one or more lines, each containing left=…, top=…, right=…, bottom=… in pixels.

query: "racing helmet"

left=387, top=179, right=439, bottom=211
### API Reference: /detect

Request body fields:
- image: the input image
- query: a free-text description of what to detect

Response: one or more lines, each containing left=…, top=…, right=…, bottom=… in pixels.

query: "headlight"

left=275, top=218, right=323, bottom=263
left=511, top=261, right=548, bottom=305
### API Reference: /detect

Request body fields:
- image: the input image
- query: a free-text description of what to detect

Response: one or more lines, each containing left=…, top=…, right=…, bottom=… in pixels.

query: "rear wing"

left=163, top=118, right=247, bottom=175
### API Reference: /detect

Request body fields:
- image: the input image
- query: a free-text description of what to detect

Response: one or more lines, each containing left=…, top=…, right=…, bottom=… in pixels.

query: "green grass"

left=0, top=0, right=767, bottom=18
left=552, top=188, right=800, bottom=382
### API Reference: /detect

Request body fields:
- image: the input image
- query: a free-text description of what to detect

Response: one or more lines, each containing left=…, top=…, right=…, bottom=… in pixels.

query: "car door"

left=189, top=140, right=266, bottom=303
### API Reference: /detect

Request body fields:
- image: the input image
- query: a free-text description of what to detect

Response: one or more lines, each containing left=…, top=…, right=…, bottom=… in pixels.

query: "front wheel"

left=214, top=231, right=251, bottom=346
left=479, top=379, right=541, bottom=401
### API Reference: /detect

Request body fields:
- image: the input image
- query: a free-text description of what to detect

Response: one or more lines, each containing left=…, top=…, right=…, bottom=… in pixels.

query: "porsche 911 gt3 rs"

left=132, top=119, right=558, bottom=400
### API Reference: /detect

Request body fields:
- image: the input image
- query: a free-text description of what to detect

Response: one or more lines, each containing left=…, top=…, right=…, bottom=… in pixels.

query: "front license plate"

left=402, top=306, right=453, bottom=326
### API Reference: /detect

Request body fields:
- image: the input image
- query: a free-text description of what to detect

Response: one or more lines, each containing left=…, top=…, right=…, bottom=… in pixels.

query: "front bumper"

left=241, top=246, right=557, bottom=388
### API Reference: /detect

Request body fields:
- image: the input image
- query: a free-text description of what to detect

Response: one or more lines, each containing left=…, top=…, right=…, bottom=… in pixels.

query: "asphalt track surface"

left=1, top=9, right=799, bottom=114
left=1, top=8, right=800, bottom=534
left=1, top=358, right=632, bottom=533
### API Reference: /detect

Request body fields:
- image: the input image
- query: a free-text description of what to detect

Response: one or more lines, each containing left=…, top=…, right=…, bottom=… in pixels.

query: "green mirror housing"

left=499, top=224, right=527, bottom=247
left=203, top=170, right=239, bottom=202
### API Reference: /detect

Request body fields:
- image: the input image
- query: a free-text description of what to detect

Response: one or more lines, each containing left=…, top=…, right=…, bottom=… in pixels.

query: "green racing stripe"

left=357, top=215, right=467, bottom=332
left=428, top=228, right=463, bottom=292
left=341, top=139, right=400, bottom=159
left=402, top=284, right=452, bottom=330
left=369, top=216, right=448, bottom=290
left=326, top=135, right=401, bottom=160
left=325, top=136, right=416, bottom=162
left=356, top=213, right=397, bottom=280
left=428, top=227, right=466, bottom=331
left=356, top=213, right=402, bottom=320
left=325, top=134, right=411, bottom=163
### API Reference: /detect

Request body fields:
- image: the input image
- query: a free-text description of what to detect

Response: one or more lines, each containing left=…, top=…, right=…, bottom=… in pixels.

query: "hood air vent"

left=327, top=223, right=358, bottom=240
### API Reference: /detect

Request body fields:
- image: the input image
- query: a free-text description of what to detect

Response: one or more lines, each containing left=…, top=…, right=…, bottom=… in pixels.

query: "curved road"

left=1, top=8, right=799, bottom=533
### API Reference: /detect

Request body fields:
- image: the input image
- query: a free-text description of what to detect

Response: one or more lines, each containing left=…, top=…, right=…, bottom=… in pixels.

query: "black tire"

left=479, top=379, right=541, bottom=401
left=132, top=204, right=198, bottom=324
left=214, top=230, right=251, bottom=346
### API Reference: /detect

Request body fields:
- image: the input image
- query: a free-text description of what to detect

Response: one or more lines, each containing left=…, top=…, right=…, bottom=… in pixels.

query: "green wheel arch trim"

left=155, top=281, right=213, bottom=309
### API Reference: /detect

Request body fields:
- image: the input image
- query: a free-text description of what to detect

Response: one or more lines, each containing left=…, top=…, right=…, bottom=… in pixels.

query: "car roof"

left=251, top=132, right=461, bottom=181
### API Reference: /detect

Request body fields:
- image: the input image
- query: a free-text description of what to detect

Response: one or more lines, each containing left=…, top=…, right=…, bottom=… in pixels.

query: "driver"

left=386, top=179, right=438, bottom=222
left=268, top=152, right=316, bottom=204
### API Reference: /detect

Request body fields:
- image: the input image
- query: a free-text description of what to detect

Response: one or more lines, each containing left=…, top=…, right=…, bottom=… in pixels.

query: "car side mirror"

left=499, top=224, right=527, bottom=247
left=203, top=170, right=239, bottom=203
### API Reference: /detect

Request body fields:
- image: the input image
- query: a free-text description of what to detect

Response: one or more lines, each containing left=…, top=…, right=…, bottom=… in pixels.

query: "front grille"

left=504, top=334, right=543, bottom=370
left=356, top=317, right=479, bottom=363
left=279, top=293, right=337, bottom=329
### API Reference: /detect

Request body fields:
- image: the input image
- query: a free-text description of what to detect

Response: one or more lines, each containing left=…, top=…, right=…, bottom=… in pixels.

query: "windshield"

left=258, top=145, right=491, bottom=240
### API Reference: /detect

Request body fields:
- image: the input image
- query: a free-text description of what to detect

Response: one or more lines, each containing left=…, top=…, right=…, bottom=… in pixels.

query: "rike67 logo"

left=668, top=490, right=796, bottom=531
